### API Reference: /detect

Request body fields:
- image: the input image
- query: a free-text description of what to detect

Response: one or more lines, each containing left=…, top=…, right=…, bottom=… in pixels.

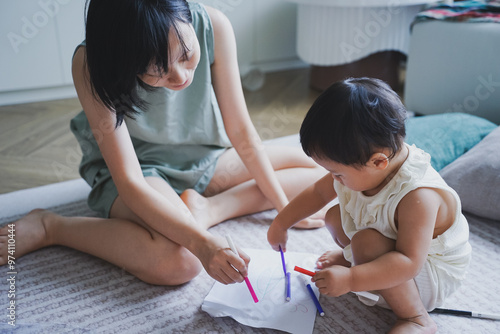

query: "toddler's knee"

left=325, top=205, right=349, bottom=248
left=139, top=248, right=202, bottom=286
left=325, top=206, right=339, bottom=227
left=351, top=229, right=395, bottom=265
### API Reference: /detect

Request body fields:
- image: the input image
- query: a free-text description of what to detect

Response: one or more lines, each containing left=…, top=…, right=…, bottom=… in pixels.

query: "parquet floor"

left=0, top=68, right=320, bottom=194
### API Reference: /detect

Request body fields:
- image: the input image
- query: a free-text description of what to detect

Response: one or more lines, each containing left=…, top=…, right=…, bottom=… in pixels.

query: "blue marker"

left=279, top=246, right=291, bottom=302
left=279, top=245, right=287, bottom=275
left=285, top=272, right=291, bottom=301
left=304, top=278, right=324, bottom=316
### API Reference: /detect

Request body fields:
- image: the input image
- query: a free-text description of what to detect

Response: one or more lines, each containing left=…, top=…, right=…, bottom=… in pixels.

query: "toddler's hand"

left=312, top=265, right=352, bottom=297
left=267, top=218, right=288, bottom=252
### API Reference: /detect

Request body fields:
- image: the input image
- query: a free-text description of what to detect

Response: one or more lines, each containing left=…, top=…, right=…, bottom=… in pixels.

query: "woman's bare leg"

left=351, top=229, right=437, bottom=334
left=0, top=209, right=52, bottom=265
left=182, top=166, right=325, bottom=229
left=1, top=145, right=323, bottom=282
left=181, top=146, right=327, bottom=228
left=0, top=177, right=202, bottom=286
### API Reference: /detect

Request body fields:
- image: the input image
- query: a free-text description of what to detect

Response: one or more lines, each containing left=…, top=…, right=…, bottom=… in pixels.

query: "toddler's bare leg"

left=351, top=229, right=437, bottom=334
left=384, top=281, right=437, bottom=334
left=324, top=205, right=350, bottom=248
left=316, top=205, right=351, bottom=268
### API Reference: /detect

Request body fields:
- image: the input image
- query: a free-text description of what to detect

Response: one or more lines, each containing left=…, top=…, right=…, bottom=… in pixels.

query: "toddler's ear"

left=368, top=152, right=389, bottom=170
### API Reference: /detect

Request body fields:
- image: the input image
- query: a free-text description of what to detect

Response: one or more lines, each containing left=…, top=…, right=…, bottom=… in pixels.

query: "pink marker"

left=243, top=277, right=259, bottom=303
left=226, top=235, right=259, bottom=303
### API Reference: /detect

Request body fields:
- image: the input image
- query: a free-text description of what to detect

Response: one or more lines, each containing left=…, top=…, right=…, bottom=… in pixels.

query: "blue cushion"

left=405, top=113, right=497, bottom=171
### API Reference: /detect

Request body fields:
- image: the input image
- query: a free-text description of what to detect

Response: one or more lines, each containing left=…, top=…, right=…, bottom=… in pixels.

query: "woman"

left=1, top=0, right=325, bottom=286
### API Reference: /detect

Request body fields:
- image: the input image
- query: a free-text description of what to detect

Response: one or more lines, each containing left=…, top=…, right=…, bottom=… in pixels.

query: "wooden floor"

left=0, top=68, right=321, bottom=194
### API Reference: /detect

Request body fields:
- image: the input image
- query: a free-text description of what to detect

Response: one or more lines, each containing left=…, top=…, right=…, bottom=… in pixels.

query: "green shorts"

left=86, top=151, right=224, bottom=218
left=70, top=111, right=230, bottom=218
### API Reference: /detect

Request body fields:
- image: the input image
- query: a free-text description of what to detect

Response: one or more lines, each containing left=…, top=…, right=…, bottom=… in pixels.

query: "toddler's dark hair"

left=300, top=77, right=407, bottom=167
left=84, top=0, right=192, bottom=127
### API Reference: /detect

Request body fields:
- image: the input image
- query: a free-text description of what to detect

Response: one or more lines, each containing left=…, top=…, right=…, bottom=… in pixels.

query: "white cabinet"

left=55, top=1, right=87, bottom=84
left=1, top=1, right=62, bottom=91
left=0, top=0, right=300, bottom=105
left=0, top=0, right=85, bottom=105
left=254, top=0, right=297, bottom=65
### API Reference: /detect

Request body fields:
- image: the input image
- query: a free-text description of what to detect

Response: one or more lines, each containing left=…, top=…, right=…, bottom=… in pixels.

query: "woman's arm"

left=72, top=47, right=248, bottom=282
left=206, top=7, right=289, bottom=212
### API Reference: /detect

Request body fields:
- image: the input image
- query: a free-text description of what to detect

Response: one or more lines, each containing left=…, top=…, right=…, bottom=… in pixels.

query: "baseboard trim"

left=254, top=58, right=309, bottom=74
left=0, top=85, right=78, bottom=106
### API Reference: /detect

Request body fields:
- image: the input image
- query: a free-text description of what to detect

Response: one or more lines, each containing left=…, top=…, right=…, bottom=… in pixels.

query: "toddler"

left=268, top=77, right=471, bottom=333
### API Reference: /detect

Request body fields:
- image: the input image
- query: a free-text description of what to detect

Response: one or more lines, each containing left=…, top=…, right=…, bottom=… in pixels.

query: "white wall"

left=0, top=0, right=86, bottom=106
left=0, top=0, right=303, bottom=106
left=192, top=0, right=304, bottom=74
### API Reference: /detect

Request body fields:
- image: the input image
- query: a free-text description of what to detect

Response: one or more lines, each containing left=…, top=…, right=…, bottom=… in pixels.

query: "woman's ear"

left=368, top=152, right=389, bottom=170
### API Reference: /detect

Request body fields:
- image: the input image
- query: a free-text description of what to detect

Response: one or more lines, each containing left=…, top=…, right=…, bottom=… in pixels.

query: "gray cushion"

left=440, top=126, right=500, bottom=221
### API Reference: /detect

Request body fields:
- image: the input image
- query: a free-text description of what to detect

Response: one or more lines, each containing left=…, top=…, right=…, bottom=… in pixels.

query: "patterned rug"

left=1, top=180, right=499, bottom=333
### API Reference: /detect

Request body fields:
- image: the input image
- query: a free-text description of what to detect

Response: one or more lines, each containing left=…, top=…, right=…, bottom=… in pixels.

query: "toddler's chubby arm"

left=268, top=174, right=337, bottom=252
left=313, top=187, right=443, bottom=297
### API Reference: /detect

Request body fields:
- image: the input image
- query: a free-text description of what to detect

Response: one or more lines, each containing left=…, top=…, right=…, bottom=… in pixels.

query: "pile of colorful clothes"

left=412, top=0, right=500, bottom=27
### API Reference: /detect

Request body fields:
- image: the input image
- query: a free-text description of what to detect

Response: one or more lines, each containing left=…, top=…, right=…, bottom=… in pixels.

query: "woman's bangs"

left=138, top=6, right=191, bottom=76
left=136, top=9, right=171, bottom=75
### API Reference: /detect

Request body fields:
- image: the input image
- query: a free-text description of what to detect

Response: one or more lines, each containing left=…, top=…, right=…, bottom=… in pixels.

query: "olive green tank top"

left=70, top=2, right=231, bottom=211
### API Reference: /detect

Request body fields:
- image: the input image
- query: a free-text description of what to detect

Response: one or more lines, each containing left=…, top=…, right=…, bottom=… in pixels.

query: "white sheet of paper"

left=202, top=248, right=322, bottom=334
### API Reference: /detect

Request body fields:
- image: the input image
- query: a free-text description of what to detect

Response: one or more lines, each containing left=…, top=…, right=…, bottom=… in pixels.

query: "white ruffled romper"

left=335, top=144, right=472, bottom=310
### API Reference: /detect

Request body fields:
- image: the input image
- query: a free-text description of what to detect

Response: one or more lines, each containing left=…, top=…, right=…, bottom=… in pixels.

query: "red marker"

left=294, top=265, right=316, bottom=277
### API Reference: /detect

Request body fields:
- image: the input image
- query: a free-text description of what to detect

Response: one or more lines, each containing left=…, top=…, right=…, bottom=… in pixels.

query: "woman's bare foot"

left=0, top=209, right=56, bottom=265
left=294, top=206, right=328, bottom=229
left=316, top=249, right=351, bottom=269
left=389, top=314, right=437, bottom=334
left=181, top=188, right=328, bottom=230
left=180, top=189, right=218, bottom=230
left=294, top=215, right=325, bottom=229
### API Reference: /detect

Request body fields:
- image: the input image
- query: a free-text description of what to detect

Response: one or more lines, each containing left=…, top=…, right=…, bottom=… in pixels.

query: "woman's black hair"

left=84, top=0, right=192, bottom=126
left=300, top=77, right=407, bottom=167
